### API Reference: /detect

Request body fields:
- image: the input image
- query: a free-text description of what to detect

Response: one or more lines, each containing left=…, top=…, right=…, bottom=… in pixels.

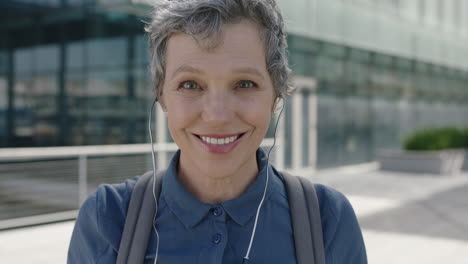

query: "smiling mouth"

left=194, top=133, right=246, bottom=145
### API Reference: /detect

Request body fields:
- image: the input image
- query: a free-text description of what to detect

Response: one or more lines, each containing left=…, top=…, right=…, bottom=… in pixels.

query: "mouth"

left=193, top=133, right=246, bottom=145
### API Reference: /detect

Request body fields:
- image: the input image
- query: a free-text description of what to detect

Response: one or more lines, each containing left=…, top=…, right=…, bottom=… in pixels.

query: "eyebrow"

left=171, top=65, right=203, bottom=80
left=170, top=65, right=265, bottom=80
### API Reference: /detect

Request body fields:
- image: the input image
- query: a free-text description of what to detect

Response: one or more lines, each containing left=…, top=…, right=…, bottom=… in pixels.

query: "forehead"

left=164, top=20, right=268, bottom=78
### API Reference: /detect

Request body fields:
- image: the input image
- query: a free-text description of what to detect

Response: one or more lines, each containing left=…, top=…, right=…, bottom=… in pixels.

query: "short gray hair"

left=145, top=0, right=294, bottom=100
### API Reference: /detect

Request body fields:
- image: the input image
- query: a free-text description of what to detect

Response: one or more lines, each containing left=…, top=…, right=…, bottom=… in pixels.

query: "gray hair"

left=145, top=0, right=294, bottom=100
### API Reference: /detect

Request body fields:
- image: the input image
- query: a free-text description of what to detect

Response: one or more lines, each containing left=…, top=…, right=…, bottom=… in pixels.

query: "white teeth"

left=200, top=135, right=240, bottom=145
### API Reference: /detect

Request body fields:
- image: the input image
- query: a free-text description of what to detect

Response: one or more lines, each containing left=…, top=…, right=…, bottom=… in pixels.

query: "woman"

left=68, top=0, right=367, bottom=263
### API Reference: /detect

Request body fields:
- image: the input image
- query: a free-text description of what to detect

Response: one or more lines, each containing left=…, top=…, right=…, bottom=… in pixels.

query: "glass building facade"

left=1, top=0, right=468, bottom=168
left=288, top=35, right=468, bottom=168
left=0, top=0, right=153, bottom=148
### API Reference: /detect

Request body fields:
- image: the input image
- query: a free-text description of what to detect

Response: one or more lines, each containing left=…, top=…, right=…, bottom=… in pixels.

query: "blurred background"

left=1, top=0, right=468, bottom=263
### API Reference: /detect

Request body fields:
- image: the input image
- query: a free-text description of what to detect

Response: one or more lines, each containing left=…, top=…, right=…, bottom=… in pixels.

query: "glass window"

left=344, top=60, right=368, bottom=86
left=14, top=48, right=34, bottom=76
left=349, top=49, right=370, bottom=64
left=66, top=41, right=85, bottom=70
left=13, top=76, right=35, bottom=146
left=85, top=69, right=127, bottom=145
left=31, top=74, right=59, bottom=146
left=0, top=74, right=6, bottom=147
left=322, top=43, right=346, bottom=59
left=0, top=51, right=7, bottom=73
left=316, top=95, right=342, bottom=168
left=135, top=35, right=149, bottom=67
left=290, top=50, right=311, bottom=76
left=87, top=37, right=127, bottom=69
left=66, top=71, right=87, bottom=145
left=315, top=55, right=344, bottom=82
left=128, top=67, right=154, bottom=144
left=66, top=0, right=84, bottom=6
left=289, top=35, right=320, bottom=54
left=38, top=0, right=61, bottom=7
left=36, top=44, right=60, bottom=74
left=133, top=68, right=153, bottom=143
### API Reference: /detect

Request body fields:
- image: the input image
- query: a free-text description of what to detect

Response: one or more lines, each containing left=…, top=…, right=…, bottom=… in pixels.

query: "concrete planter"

left=464, top=151, right=468, bottom=171
left=378, top=149, right=466, bottom=175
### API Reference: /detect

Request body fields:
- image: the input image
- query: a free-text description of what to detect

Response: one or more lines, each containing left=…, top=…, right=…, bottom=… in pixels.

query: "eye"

left=179, top=80, right=200, bottom=90
left=237, top=80, right=257, bottom=89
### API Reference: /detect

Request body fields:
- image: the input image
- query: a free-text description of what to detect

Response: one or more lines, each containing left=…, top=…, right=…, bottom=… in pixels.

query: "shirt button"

left=212, top=207, right=223, bottom=217
left=212, top=233, right=222, bottom=244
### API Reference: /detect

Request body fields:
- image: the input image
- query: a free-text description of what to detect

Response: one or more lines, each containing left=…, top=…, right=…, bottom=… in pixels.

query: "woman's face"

left=160, top=19, right=275, bottom=179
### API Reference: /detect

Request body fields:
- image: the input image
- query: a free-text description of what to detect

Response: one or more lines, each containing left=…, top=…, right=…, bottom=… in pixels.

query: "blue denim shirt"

left=68, top=149, right=367, bottom=263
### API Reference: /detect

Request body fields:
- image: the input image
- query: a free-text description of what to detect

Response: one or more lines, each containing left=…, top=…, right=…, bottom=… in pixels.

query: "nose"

left=201, top=91, right=235, bottom=125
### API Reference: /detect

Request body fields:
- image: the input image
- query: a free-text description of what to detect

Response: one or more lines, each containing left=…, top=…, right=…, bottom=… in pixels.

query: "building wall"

left=277, top=0, right=468, bottom=71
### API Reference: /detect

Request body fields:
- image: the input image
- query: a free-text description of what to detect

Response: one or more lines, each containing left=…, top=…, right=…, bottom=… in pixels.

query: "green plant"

left=462, top=128, right=468, bottom=148
left=403, top=127, right=468, bottom=151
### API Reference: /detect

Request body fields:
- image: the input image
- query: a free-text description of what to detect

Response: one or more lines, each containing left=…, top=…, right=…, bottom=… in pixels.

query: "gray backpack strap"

left=117, top=170, right=165, bottom=264
left=281, top=171, right=325, bottom=264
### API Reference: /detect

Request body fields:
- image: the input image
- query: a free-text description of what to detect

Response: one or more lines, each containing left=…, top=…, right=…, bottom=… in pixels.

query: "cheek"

left=166, top=99, right=201, bottom=132
left=237, top=97, right=273, bottom=130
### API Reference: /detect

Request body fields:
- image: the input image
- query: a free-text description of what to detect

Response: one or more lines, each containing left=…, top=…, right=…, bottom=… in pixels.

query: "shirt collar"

left=161, top=148, right=279, bottom=228
left=222, top=149, right=278, bottom=226
left=161, top=151, right=212, bottom=229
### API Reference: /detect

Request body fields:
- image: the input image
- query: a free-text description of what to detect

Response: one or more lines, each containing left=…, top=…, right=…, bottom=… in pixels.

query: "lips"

left=193, top=133, right=246, bottom=153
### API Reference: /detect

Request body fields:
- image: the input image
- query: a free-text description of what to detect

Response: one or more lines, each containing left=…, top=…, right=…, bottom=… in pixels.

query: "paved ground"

left=1, top=166, right=468, bottom=263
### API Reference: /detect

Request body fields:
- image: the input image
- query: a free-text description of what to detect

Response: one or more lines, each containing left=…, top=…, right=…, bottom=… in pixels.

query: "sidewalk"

left=1, top=167, right=468, bottom=263
left=304, top=167, right=468, bottom=264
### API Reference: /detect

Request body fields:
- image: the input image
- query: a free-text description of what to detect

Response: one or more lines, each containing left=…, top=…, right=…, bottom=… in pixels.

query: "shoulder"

left=313, top=183, right=354, bottom=224
left=313, top=183, right=367, bottom=263
left=72, top=176, right=139, bottom=253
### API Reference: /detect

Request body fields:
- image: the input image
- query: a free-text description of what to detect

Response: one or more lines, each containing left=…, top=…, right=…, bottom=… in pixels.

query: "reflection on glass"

left=66, top=41, right=86, bottom=70
left=0, top=76, right=6, bottom=147
left=14, top=48, right=34, bottom=76
left=32, top=75, right=58, bottom=146
left=87, top=37, right=127, bottom=69
left=85, top=69, right=127, bottom=145
left=36, top=45, right=59, bottom=73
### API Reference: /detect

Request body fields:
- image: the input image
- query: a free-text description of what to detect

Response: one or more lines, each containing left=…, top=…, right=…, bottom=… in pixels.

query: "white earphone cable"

left=243, top=100, right=285, bottom=263
left=148, top=98, right=160, bottom=264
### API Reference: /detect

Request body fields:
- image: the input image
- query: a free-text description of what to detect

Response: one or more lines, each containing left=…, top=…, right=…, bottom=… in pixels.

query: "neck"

left=177, top=154, right=259, bottom=204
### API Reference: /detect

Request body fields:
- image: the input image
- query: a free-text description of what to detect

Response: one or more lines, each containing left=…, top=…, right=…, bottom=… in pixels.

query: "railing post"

left=309, top=91, right=318, bottom=172
left=275, top=104, right=285, bottom=171
left=78, top=155, right=88, bottom=207
left=292, top=92, right=303, bottom=170
left=157, top=104, right=168, bottom=168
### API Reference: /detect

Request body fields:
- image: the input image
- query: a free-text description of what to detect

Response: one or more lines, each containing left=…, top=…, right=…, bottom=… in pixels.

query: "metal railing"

left=0, top=139, right=275, bottom=230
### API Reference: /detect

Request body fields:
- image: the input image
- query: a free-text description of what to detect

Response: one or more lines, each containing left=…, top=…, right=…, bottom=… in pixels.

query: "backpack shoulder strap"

left=280, top=171, right=326, bottom=264
left=117, top=170, right=165, bottom=264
